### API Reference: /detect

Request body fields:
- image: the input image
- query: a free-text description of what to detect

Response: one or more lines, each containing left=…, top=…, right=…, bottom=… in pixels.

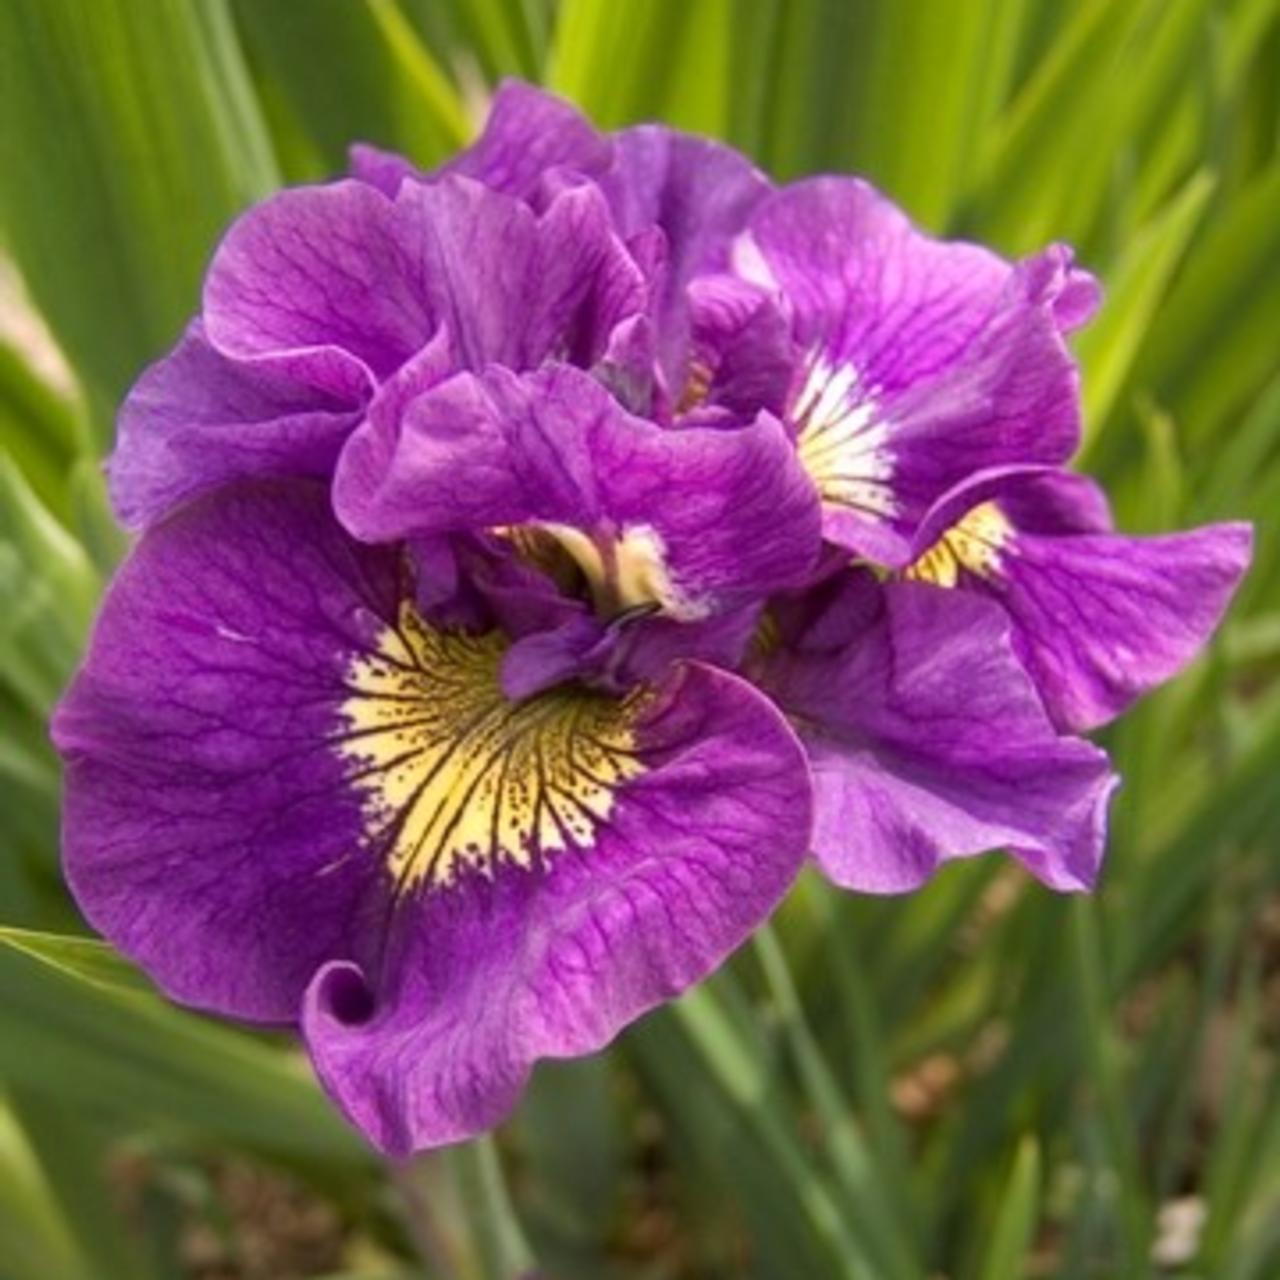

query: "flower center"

left=675, top=358, right=715, bottom=414
left=501, top=522, right=704, bottom=622
left=339, top=602, right=649, bottom=896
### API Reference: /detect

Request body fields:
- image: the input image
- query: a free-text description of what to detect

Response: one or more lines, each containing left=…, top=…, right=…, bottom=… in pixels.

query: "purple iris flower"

left=54, top=81, right=1250, bottom=1154
left=730, top=180, right=1251, bottom=735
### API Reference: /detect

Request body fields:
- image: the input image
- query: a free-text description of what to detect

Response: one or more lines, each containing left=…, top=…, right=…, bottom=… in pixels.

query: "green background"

left=0, top=1, right=1277, bottom=1276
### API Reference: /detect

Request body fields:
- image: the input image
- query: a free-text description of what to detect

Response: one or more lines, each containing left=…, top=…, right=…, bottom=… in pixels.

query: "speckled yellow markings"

left=903, top=502, right=1013, bottom=588
left=338, top=603, right=647, bottom=895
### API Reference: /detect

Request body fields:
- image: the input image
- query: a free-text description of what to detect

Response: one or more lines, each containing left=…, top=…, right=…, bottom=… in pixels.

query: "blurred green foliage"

left=1, top=1, right=1278, bottom=1277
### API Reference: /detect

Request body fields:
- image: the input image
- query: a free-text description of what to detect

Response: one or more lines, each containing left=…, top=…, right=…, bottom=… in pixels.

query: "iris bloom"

left=55, top=82, right=1250, bottom=1153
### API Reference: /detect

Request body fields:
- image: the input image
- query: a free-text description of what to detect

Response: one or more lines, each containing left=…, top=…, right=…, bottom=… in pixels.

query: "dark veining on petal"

left=338, top=603, right=649, bottom=898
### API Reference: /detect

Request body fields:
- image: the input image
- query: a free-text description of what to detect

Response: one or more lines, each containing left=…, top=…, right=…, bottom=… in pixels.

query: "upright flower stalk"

left=54, top=81, right=1250, bottom=1155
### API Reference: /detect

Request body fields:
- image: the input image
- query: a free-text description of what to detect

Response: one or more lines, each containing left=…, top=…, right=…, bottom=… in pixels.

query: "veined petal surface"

left=763, top=574, right=1117, bottom=892
left=54, top=480, right=811, bottom=1152
left=110, top=322, right=361, bottom=529
left=335, top=363, right=822, bottom=620
left=307, top=652, right=810, bottom=1153
left=736, top=178, right=1096, bottom=562
left=901, top=468, right=1252, bottom=730
left=351, top=79, right=611, bottom=201
left=113, top=172, right=644, bottom=529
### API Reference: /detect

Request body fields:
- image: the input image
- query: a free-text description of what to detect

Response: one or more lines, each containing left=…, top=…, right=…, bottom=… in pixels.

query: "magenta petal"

left=114, top=171, right=645, bottom=532
left=202, top=179, right=435, bottom=392
left=905, top=470, right=1253, bottom=730
left=765, top=575, right=1118, bottom=893
left=350, top=82, right=610, bottom=202
left=55, top=478, right=814, bottom=1155
left=603, top=126, right=771, bottom=286
left=737, top=178, right=1094, bottom=557
left=684, top=275, right=796, bottom=420
left=203, top=172, right=643, bottom=385
left=347, top=142, right=423, bottom=199
left=302, top=660, right=811, bottom=1154
left=998, top=521, right=1251, bottom=730
left=380, top=177, right=643, bottom=372
left=334, top=363, right=823, bottom=617
left=1034, top=243, right=1102, bottom=332
left=53, top=481, right=406, bottom=1020
left=110, top=323, right=361, bottom=529
left=448, top=80, right=612, bottom=199
left=601, top=126, right=772, bottom=377
left=738, top=178, right=1011, bottom=388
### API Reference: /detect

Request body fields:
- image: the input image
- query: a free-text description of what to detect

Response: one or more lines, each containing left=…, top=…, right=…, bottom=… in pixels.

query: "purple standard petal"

left=347, top=142, right=423, bottom=200
left=117, top=174, right=644, bottom=529
left=600, top=127, right=772, bottom=378
left=305, top=656, right=810, bottom=1153
left=110, top=323, right=362, bottom=529
left=334, top=363, right=823, bottom=620
left=202, top=179, right=434, bottom=396
left=350, top=84, right=767, bottom=303
left=351, top=96, right=774, bottom=415
left=602, top=126, right=771, bottom=290
left=679, top=275, right=796, bottom=422
left=204, top=174, right=644, bottom=385
left=114, top=180, right=436, bottom=529
left=763, top=574, right=1118, bottom=893
left=351, top=80, right=611, bottom=201
left=901, top=469, right=1253, bottom=731
left=734, top=178, right=1097, bottom=562
left=54, top=479, right=812, bottom=1153
left=448, top=79, right=612, bottom=198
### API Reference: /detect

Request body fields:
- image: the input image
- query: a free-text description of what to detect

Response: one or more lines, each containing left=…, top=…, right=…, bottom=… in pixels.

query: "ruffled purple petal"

left=351, top=80, right=611, bottom=202
left=202, top=179, right=434, bottom=393
left=603, top=126, right=771, bottom=285
left=349, top=84, right=767, bottom=299
left=303, top=658, right=810, bottom=1153
left=55, top=479, right=812, bottom=1153
left=334, top=363, right=823, bottom=618
left=600, top=126, right=772, bottom=380
left=763, top=574, right=1117, bottom=892
left=205, top=174, right=643, bottom=380
left=735, top=178, right=1096, bottom=560
left=347, top=142, right=423, bottom=200
left=116, top=173, right=645, bottom=529
left=682, top=276, right=796, bottom=421
left=903, top=469, right=1253, bottom=730
left=110, top=323, right=361, bottom=529
left=448, top=80, right=612, bottom=198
